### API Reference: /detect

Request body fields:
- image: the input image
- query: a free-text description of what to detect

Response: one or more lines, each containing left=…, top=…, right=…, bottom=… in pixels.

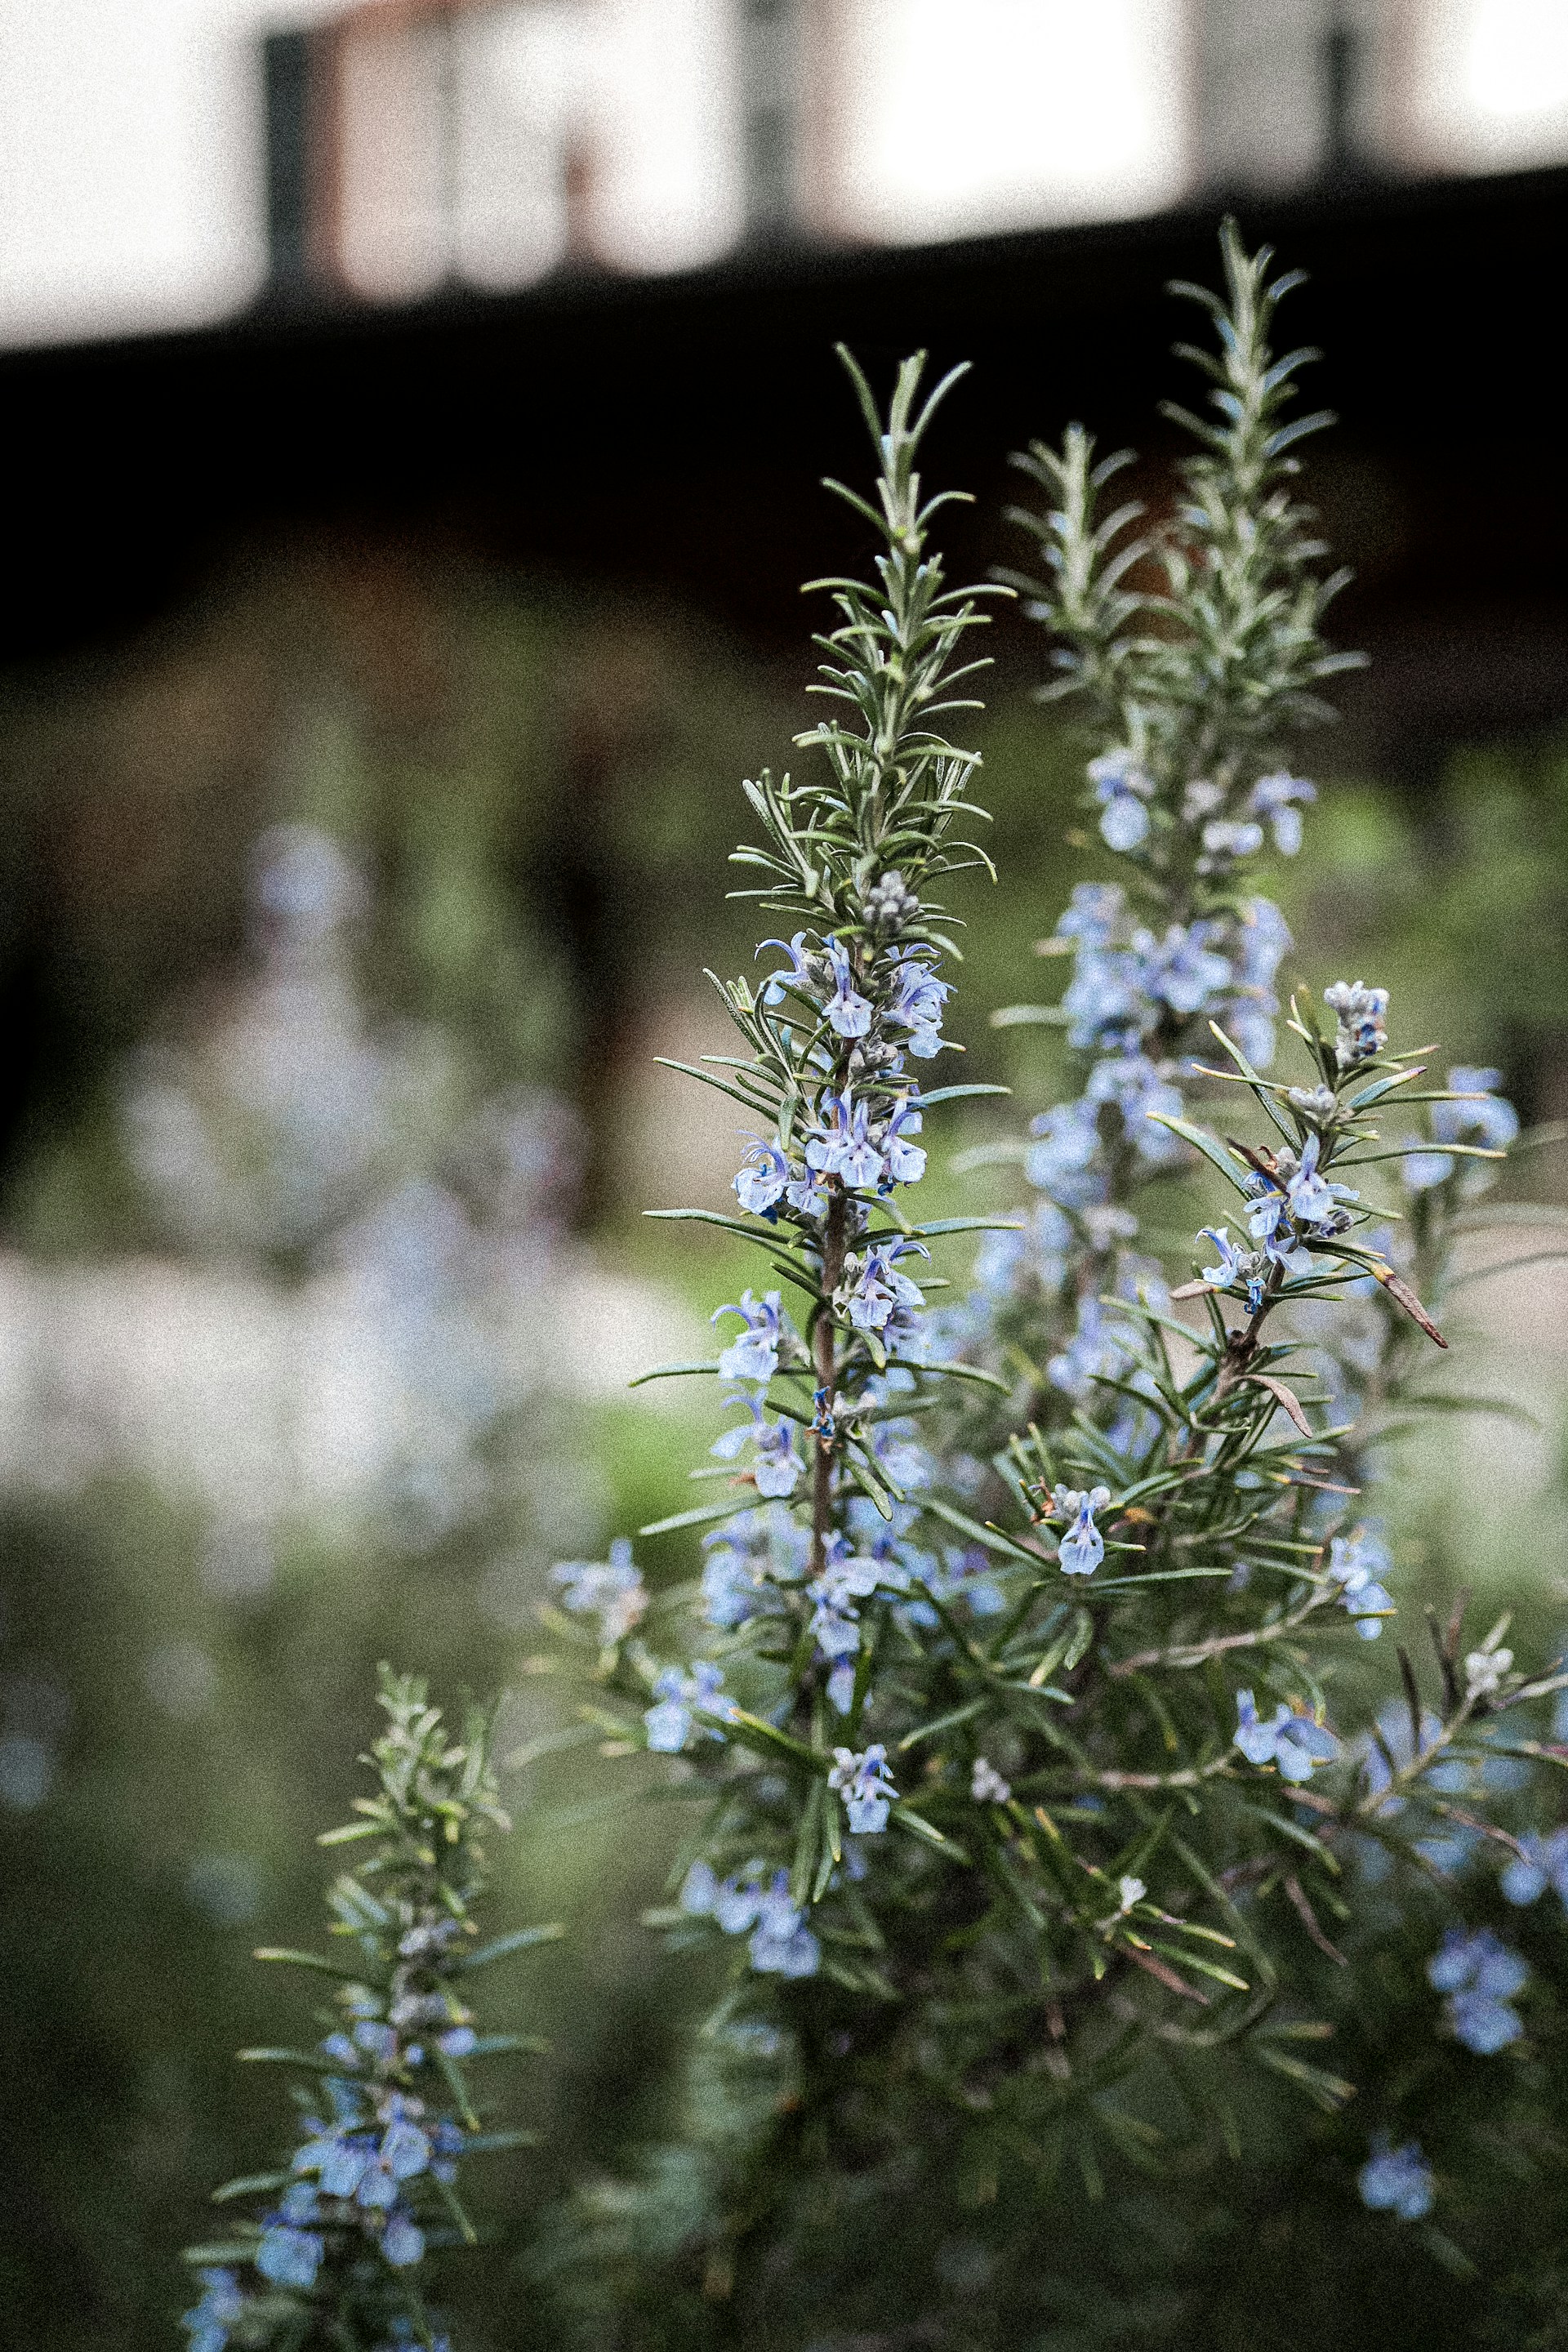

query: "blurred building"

left=5, top=0, right=1568, bottom=345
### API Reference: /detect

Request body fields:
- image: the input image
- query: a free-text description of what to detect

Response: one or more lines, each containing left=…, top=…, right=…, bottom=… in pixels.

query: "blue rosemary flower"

left=1197, top=1225, right=1266, bottom=1312
left=1200, top=817, right=1264, bottom=862
left=1138, top=920, right=1232, bottom=1016
left=880, top=1101, right=928, bottom=1186
left=822, top=938, right=875, bottom=1037
left=806, top=1092, right=884, bottom=1189
left=1326, top=1526, right=1394, bottom=1639
left=1223, top=896, right=1292, bottom=1065
left=182, top=2268, right=245, bottom=2352
left=1085, top=1053, right=1186, bottom=1165
left=711, top=1392, right=804, bottom=1496
left=1437, top=1066, right=1519, bottom=1152
left=829, top=1744, right=898, bottom=1833
left=381, top=2210, right=425, bottom=2268
left=971, top=1757, right=1011, bottom=1803
left=844, top=1239, right=929, bottom=1332
left=1501, top=1826, right=1568, bottom=1910
left=679, top=1860, right=821, bottom=1976
left=256, top=2185, right=325, bottom=2288
left=1233, top=1691, right=1339, bottom=1782
left=1428, top=1927, right=1527, bottom=2054
left=1405, top=1066, right=1520, bottom=1192
left=714, top=1289, right=784, bottom=1384
left=1026, top=1098, right=1105, bottom=1207
left=886, top=951, right=951, bottom=1056
left=1049, top=1484, right=1111, bottom=1576
left=552, top=1537, right=648, bottom=1644
left=1245, top=769, right=1316, bottom=855
left=733, top=1136, right=791, bottom=1216
left=644, top=1662, right=737, bottom=1754
left=1358, top=2134, right=1434, bottom=2221
left=1088, top=748, right=1154, bottom=849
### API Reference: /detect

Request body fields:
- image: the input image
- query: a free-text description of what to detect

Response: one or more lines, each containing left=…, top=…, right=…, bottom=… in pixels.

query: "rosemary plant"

left=541, top=237, right=1566, bottom=2339
left=180, top=1669, right=552, bottom=2352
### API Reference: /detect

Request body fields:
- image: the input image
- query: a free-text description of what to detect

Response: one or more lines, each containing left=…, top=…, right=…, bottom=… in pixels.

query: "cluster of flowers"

left=544, top=353, right=1025, bottom=1994
left=1088, top=747, right=1316, bottom=866
left=180, top=1673, right=527, bottom=2352
left=1428, top=1927, right=1529, bottom=2056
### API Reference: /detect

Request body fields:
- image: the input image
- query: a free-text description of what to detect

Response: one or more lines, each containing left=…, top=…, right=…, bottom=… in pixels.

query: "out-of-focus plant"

left=180, top=1668, right=555, bottom=2351
left=532, top=231, right=1568, bottom=2345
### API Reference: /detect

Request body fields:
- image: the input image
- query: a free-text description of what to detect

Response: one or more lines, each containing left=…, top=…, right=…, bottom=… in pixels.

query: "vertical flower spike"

left=562, top=349, right=1004, bottom=1972
left=179, top=1670, right=551, bottom=2352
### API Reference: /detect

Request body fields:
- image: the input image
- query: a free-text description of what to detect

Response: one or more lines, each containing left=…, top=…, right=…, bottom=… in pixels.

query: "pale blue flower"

left=1236, top=895, right=1292, bottom=989
left=1026, top=1097, right=1104, bottom=1207
left=713, top=1289, right=783, bottom=1383
left=1051, top=1484, right=1111, bottom=1576
left=1434, top=1066, right=1518, bottom=1151
left=1056, top=880, right=1125, bottom=949
left=1405, top=1067, right=1519, bottom=1196
left=880, top=1101, right=927, bottom=1185
left=746, top=1871, right=822, bottom=1976
left=294, top=2114, right=374, bottom=2197
left=1089, top=750, right=1154, bottom=850
left=1234, top=1690, right=1339, bottom=1781
left=1401, top=1144, right=1454, bottom=1192
left=701, top=1533, right=766, bottom=1631
left=679, top=1860, right=820, bottom=1976
left=733, top=1137, right=791, bottom=1216
left=256, top=2211, right=323, bottom=2290
left=1218, top=895, right=1292, bottom=1067
left=1196, top=1225, right=1266, bottom=1312
left=1247, top=769, right=1316, bottom=856
left=552, top=1537, right=648, bottom=1643
left=644, top=1661, right=737, bottom=1753
left=1200, top=817, right=1265, bottom=861
left=1085, top=1052, right=1186, bottom=1165
left=1327, top=1527, right=1394, bottom=1640
left=1358, top=2134, right=1433, bottom=2221
left=182, top=2268, right=245, bottom=2352
left=381, top=2209, right=425, bottom=2267
left=1429, top=1927, right=1527, bottom=2053
left=1138, top=921, right=1232, bottom=1016
left=829, top=1743, right=898, bottom=1833
left=759, top=932, right=821, bottom=1006
left=886, top=951, right=951, bottom=1056
left=845, top=1239, right=928, bottom=1331
left=711, top=1392, right=804, bottom=1497
left=808, top=1535, right=882, bottom=1667
left=679, top=1860, right=720, bottom=1915
left=1501, top=1826, right=1568, bottom=1910
left=822, top=938, right=874, bottom=1037
left=1101, top=792, right=1151, bottom=851
left=806, top=1092, right=884, bottom=1189
left=1061, top=943, right=1148, bottom=1050
left=1284, top=1132, right=1358, bottom=1231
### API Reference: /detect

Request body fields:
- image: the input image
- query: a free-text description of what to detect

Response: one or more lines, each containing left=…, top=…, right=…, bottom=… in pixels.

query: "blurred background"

left=6, top=4, right=1568, bottom=2348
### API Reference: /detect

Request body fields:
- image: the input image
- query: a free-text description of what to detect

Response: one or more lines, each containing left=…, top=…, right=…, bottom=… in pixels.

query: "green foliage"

left=179, top=1668, right=548, bottom=2350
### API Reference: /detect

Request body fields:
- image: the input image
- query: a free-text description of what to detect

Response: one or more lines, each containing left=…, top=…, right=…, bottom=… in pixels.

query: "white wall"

left=826, top=0, right=1191, bottom=241
left=1405, top=0, right=1568, bottom=172
left=0, top=0, right=344, bottom=347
